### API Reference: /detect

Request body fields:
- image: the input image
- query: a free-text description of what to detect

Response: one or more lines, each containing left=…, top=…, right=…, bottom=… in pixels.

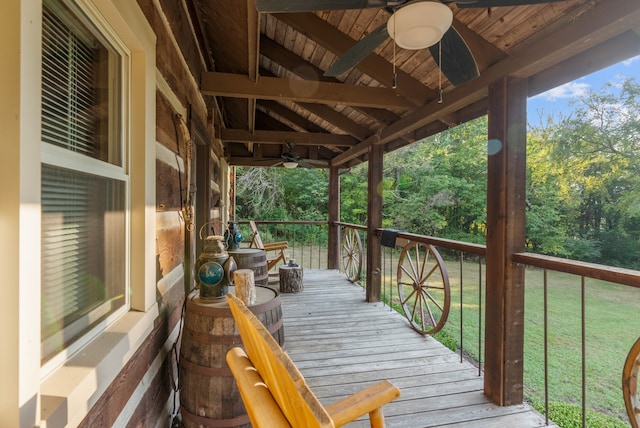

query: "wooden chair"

left=225, top=293, right=401, bottom=427
left=248, top=221, right=289, bottom=272
left=624, top=337, right=640, bottom=428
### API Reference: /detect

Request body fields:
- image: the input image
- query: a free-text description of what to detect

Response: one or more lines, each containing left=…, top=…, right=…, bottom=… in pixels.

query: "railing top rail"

left=236, top=220, right=328, bottom=226
left=335, top=222, right=367, bottom=231
left=514, top=252, right=640, bottom=289
left=378, top=229, right=487, bottom=256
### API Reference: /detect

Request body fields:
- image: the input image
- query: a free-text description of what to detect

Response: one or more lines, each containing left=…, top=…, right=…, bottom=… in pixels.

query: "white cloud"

left=535, top=81, right=591, bottom=102
left=622, top=55, right=640, bottom=67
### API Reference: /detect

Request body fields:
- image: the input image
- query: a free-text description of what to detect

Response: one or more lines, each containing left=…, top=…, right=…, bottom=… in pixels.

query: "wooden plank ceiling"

left=188, top=0, right=640, bottom=168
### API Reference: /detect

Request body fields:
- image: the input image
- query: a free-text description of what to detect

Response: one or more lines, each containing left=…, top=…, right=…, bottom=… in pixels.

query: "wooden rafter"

left=201, top=72, right=416, bottom=109
left=274, top=12, right=434, bottom=106
left=220, top=129, right=358, bottom=147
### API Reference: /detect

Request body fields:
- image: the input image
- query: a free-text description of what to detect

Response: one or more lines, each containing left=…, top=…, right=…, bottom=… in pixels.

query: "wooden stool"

left=279, top=265, right=303, bottom=293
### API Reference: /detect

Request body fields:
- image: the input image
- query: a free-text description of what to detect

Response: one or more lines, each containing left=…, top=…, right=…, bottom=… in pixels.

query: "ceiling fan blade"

left=324, top=24, right=389, bottom=77
left=255, top=0, right=405, bottom=13
left=428, top=26, right=478, bottom=86
left=453, top=0, right=566, bottom=8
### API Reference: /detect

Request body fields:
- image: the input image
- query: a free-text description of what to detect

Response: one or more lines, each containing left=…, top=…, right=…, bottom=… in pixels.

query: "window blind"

left=41, top=1, right=126, bottom=362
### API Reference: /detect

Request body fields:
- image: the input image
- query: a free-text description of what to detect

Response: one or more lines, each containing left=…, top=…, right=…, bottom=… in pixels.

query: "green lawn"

left=422, top=259, right=639, bottom=425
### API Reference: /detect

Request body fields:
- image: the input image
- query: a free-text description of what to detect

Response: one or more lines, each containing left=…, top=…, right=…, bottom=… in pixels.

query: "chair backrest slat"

left=226, top=294, right=334, bottom=428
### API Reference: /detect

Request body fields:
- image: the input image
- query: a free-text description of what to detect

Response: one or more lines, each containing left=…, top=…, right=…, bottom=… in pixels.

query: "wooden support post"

left=484, top=76, right=527, bottom=406
left=366, top=144, right=384, bottom=302
left=327, top=165, right=340, bottom=270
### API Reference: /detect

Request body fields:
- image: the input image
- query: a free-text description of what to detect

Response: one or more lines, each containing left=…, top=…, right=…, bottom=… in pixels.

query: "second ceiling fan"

left=256, top=0, right=567, bottom=86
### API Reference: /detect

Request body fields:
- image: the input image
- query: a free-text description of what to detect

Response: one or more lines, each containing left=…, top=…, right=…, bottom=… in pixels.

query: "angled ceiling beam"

left=274, top=12, right=434, bottom=106
left=297, top=102, right=371, bottom=141
left=201, top=72, right=416, bottom=109
left=528, top=30, right=640, bottom=97
left=257, top=100, right=326, bottom=133
left=258, top=66, right=373, bottom=140
left=247, top=0, right=260, bottom=137
left=260, top=35, right=403, bottom=125
left=220, top=129, right=358, bottom=147
left=331, top=0, right=640, bottom=167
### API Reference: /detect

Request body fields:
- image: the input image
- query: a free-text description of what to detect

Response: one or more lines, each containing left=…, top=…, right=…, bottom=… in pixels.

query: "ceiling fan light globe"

left=283, top=161, right=298, bottom=168
left=387, top=1, right=453, bottom=50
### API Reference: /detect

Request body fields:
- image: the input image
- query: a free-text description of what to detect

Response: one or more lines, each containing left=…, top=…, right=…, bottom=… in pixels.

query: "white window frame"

left=11, top=0, right=155, bottom=427
left=2, top=0, right=155, bottom=423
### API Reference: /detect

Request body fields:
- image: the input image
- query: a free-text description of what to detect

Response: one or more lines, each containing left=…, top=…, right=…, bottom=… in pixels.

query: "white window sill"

left=40, top=305, right=159, bottom=428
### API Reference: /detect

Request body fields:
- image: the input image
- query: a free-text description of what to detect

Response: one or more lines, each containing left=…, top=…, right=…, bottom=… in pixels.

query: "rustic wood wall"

left=78, top=0, right=224, bottom=425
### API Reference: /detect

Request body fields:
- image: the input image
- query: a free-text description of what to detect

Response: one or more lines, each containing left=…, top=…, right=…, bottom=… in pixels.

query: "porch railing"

left=236, top=220, right=328, bottom=269
left=336, top=222, right=640, bottom=427
left=235, top=219, right=639, bottom=425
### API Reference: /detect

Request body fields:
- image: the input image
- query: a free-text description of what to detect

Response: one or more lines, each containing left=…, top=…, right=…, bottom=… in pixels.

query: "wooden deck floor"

left=278, top=269, right=555, bottom=428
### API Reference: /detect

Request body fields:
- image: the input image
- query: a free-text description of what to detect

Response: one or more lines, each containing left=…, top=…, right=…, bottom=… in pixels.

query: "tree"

left=531, top=77, right=640, bottom=267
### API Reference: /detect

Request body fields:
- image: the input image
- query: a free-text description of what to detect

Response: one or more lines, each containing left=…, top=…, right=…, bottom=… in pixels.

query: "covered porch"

left=280, top=269, right=555, bottom=427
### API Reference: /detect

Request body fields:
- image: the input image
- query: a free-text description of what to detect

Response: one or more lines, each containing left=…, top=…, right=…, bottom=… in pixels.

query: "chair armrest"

left=324, top=380, right=400, bottom=427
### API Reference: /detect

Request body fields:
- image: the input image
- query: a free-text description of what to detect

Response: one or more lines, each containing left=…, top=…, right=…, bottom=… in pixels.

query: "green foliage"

left=236, top=167, right=328, bottom=222
left=381, top=117, right=488, bottom=239
left=528, top=77, right=640, bottom=267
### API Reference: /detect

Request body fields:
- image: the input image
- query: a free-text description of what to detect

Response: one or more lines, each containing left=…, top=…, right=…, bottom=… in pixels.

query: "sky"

left=527, top=55, right=640, bottom=127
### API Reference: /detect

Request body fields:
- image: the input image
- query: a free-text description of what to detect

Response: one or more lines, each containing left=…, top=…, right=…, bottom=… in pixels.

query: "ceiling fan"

left=256, top=0, right=567, bottom=86
left=254, top=142, right=329, bottom=168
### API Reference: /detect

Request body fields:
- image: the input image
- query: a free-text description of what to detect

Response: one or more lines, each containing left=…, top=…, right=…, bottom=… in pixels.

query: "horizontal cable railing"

left=236, top=220, right=328, bottom=270
left=234, top=220, right=639, bottom=425
left=335, top=223, right=639, bottom=426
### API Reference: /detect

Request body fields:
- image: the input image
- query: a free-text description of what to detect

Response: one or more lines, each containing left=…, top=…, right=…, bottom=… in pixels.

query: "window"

left=41, top=0, right=128, bottom=364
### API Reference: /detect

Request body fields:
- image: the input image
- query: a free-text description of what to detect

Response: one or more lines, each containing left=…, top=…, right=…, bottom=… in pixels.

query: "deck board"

left=278, top=269, right=556, bottom=428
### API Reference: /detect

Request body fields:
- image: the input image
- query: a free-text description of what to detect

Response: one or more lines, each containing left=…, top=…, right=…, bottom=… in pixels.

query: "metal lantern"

left=196, top=222, right=237, bottom=299
left=225, top=221, right=243, bottom=250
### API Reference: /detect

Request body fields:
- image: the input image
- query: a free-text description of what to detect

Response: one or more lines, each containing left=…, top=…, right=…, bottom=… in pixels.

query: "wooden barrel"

left=228, top=248, right=268, bottom=287
left=179, top=286, right=284, bottom=427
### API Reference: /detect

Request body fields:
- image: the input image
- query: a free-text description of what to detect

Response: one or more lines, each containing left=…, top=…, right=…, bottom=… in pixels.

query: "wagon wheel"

left=623, top=337, right=640, bottom=428
left=341, top=227, right=363, bottom=282
left=396, top=241, right=450, bottom=335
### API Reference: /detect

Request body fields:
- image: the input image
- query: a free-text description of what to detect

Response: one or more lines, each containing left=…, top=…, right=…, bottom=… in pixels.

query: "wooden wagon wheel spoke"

left=623, top=337, right=640, bottom=428
left=396, top=241, right=450, bottom=335
left=341, top=227, right=362, bottom=282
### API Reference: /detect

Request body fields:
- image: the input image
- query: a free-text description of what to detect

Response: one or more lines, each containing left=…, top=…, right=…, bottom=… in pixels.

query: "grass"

left=419, top=259, right=640, bottom=426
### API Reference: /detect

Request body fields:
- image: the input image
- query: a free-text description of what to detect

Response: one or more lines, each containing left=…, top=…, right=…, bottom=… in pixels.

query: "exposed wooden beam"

left=274, top=12, right=434, bottom=106
left=220, top=129, right=357, bottom=147
left=258, top=66, right=372, bottom=140
left=257, top=100, right=326, bottom=133
left=260, top=35, right=404, bottom=125
left=528, top=30, right=640, bottom=97
left=331, top=0, right=640, bottom=166
left=201, top=72, right=415, bottom=109
left=297, top=102, right=371, bottom=141
left=247, top=0, right=260, bottom=137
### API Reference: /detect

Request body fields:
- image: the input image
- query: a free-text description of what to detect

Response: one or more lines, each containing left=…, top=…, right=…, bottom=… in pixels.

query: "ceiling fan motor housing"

left=387, top=1, right=453, bottom=50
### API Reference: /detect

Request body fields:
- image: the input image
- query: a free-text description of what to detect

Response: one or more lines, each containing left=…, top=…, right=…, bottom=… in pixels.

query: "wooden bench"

left=225, top=293, right=401, bottom=427
left=248, top=220, right=289, bottom=273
